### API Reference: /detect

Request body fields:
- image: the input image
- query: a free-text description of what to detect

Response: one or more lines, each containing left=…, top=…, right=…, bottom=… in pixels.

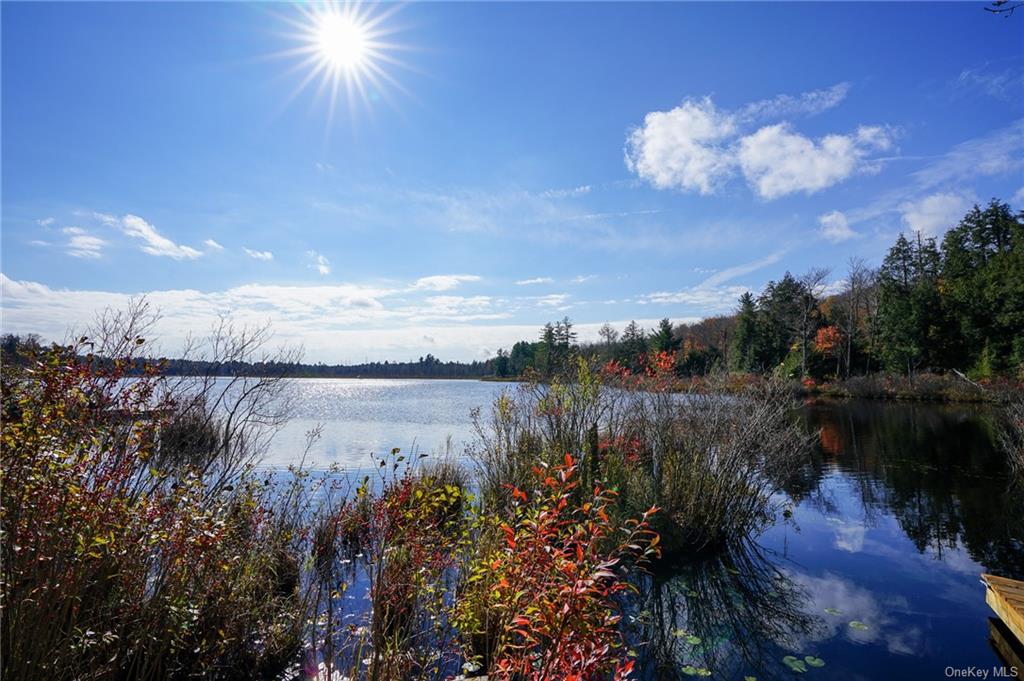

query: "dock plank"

left=983, top=573, right=1024, bottom=649
left=989, top=618, right=1024, bottom=673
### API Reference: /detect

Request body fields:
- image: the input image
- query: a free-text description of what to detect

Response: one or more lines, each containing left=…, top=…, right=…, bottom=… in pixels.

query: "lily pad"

left=685, top=634, right=702, bottom=645
left=681, top=665, right=712, bottom=676
left=782, top=655, right=808, bottom=673
left=823, top=607, right=841, bottom=616
left=848, top=620, right=869, bottom=631
left=804, top=656, right=826, bottom=668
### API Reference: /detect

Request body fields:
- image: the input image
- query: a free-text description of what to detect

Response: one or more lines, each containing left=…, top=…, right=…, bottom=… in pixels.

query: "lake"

left=265, top=379, right=1023, bottom=680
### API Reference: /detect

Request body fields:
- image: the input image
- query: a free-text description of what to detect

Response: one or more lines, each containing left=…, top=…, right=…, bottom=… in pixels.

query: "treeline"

left=158, top=353, right=495, bottom=379
left=494, top=199, right=1024, bottom=381
left=0, top=338, right=495, bottom=380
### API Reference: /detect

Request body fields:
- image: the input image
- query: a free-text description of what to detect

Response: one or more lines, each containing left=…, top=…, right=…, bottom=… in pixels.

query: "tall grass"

left=469, top=357, right=812, bottom=553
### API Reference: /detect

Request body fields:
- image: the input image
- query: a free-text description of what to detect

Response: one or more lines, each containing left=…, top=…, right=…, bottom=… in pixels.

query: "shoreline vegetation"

left=3, top=306, right=816, bottom=681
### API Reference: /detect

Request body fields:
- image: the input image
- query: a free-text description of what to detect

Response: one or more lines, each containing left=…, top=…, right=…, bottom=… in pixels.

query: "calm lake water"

left=266, top=379, right=1022, bottom=680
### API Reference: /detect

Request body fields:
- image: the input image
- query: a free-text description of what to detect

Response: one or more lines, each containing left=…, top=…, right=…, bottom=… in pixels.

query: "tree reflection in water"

left=625, top=538, right=822, bottom=680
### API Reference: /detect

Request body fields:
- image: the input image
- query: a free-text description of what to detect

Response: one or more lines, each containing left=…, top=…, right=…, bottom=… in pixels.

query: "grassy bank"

left=489, top=368, right=1021, bottom=404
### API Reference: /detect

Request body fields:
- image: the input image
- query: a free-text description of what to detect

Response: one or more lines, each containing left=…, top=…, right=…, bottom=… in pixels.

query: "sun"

left=273, top=1, right=409, bottom=125
left=315, top=13, right=369, bottom=70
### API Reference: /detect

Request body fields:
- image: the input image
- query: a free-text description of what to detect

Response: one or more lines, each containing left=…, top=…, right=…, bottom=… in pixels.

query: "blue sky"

left=2, top=1, right=1022, bottom=362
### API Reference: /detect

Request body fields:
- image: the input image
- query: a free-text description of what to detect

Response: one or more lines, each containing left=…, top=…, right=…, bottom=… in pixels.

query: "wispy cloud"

left=67, top=235, right=106, bottom=259
left=953, top=63, right=1024, bottom=101
left=307, top=250, right=331, bottom=276
left=204, top=238, right=224, bottom=251
left=94, top=213, right=204, bottom=260
left=36, top=217, right=55, bottom=227
left=533, top=293, right=570, bottom=308
left=841, top=120, right=1023, bottom=228
left=411, top=274, right=481, bottom=291
left=624, top=85, right=893, bottom=199
left=908, top=119, right=1023, bottom=190
left=59, top=226, right=105, bottom=258
left=698, top=251, right=784, bottom=288
left=244, top=248, right=274, bottom=261
left=634, top=252, right=785, bottom=313
left=540, top=185, right=591, bottom=199
left=515, top=277, right=553, bottom=286
left=738, top=82, right=851, bottom=122
left=637, top=285, right=749, bottom=313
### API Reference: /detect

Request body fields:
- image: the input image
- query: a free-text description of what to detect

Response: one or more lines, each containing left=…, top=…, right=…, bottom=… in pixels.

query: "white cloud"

left=411, top=274, right=481, bottom=291
left=63, top=226, right=86, bottom=235
left=738, top=124, right=892, bottom=199
left=626, top=87, right=891, bottom=199
left=204, top=239, right=224, bottom=251
left=29, top=240, right=50, bottom=247
left=900, top=192, right=972, bottom=238
left=66, top=235, right=106, bottom=259
left=515, top=277, right=553, bottom=286
left=116, top=214, right=203, bottom=260
left=1011, top=186, right=1024, bottom=206
left=624, top=96, right=737, bottom=194
left=37, top=217, right=55, bottom=227
left=244, top=248, right=274, bottom=261
left=307, top=250, right=331, bottom=276
left=533, top=293, right=570, bottom=308
left=818, top=210, right=857, bottom=242
left=571, top=275, right=596, bottom=284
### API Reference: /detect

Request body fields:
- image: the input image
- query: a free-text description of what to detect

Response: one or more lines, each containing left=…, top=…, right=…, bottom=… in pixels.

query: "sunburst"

left=274, top=1, right=409, bottom=125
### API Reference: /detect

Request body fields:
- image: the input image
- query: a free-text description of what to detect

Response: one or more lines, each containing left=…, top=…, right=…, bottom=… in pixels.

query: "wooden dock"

left=982, top=574, right=1024, bottom=651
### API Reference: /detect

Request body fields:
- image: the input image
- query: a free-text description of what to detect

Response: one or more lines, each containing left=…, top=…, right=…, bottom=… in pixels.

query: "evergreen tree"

left=649, top=318, right=679, bottom=354
left=618, top=321, right=648, bottom=372
left=730, top=292, right=758, bottom=372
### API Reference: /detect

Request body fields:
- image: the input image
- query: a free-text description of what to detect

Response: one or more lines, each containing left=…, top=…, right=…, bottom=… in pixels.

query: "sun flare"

left=275, top=1, right=408, bottom=124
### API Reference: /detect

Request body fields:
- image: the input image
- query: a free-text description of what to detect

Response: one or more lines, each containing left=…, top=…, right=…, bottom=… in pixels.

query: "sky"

left=2, top=1, right=1022, bottom=363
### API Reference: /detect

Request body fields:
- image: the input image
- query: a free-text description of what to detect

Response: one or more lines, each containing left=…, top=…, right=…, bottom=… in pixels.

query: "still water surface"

left=267, top=379, right=1022, bottom=680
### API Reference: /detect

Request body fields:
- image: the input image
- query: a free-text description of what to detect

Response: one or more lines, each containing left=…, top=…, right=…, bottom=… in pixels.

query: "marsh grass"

left=469, top=357, right=812, bottom=554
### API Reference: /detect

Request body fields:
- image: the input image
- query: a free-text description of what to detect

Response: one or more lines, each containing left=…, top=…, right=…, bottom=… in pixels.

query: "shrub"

left=0, top=341, right=309, bottom=680
left=452, top=456, right=659, bottom=680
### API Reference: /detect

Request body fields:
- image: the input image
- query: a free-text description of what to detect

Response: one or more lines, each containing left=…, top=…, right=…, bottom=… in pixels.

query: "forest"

left=493, top=199, right=1024, bottom=384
